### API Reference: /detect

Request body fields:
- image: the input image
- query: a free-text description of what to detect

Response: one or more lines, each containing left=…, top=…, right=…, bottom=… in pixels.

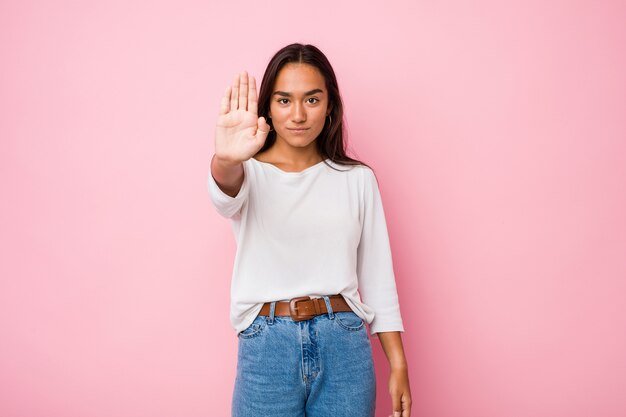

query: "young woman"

left=208, top=43, right=411, bottom=417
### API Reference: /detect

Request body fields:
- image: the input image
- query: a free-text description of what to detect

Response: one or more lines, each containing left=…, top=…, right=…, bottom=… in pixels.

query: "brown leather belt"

left=258, top=294, right=353, bottom=322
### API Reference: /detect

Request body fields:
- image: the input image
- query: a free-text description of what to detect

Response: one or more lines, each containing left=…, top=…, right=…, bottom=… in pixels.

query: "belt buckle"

left=289, top=296, right=314, bottom=322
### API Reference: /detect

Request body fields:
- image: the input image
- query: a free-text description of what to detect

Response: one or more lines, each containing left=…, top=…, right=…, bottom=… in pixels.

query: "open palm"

left=215, top=71, right=270, bottom=163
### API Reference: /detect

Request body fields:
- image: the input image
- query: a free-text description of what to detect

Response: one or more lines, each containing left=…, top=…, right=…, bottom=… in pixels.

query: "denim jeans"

left=232, top=295, right=376, bottom=417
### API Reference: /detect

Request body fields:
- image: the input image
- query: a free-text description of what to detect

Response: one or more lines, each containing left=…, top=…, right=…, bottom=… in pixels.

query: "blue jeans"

left=232, top=295, right=376, bottom=417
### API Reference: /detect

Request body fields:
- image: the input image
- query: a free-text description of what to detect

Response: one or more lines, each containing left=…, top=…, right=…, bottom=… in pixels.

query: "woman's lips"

left=288, top=128, right=309, bottom=134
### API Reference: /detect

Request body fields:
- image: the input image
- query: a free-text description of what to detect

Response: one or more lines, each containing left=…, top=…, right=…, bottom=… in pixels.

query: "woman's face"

left=268, top=63, right=331, bottom=151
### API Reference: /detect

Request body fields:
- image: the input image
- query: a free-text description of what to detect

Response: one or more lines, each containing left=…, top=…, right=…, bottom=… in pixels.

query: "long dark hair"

left=256, top=43, right=372, bottom=172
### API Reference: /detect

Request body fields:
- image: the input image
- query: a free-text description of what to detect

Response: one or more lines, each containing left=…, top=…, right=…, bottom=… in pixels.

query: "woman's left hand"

left=388, top=367, right=412, bottom=417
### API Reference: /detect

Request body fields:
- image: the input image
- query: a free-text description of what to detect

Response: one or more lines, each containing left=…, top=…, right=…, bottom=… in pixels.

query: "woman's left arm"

left=378, top=331, right=412, bottom=417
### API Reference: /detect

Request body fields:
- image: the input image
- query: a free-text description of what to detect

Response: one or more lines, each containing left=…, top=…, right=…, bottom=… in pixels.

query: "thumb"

left=391, top=395, right=403, bottom=417
left=256, top=116, right=271, bottom=143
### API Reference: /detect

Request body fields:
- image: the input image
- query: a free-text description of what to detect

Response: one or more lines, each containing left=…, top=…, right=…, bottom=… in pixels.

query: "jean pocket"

left=334, top=311, right=365, bottom=331
left=238, top=316, right=267, bottom=339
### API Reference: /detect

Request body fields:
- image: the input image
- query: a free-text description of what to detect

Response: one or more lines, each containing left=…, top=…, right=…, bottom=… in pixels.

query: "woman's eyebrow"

left=272, top=88, right=324, bottom=97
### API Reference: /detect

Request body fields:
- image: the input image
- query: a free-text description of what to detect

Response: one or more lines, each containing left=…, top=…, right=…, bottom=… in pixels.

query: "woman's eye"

left=277, top=98, right=319, bottom=104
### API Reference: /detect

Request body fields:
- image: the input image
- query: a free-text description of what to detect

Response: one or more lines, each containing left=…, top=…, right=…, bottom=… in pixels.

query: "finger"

left=248, top=75, right=258, bottom=115
left=230, top=73, right=239, bottom=111
left=239, top=70, right=248, bottom=111
left=219, top=85, right=231, bottom=115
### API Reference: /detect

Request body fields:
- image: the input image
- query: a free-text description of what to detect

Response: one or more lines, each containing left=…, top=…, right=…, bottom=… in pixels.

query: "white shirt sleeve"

left=207, top=160, right=250, bottom=220
left=357, top=167, right=405, bottom=336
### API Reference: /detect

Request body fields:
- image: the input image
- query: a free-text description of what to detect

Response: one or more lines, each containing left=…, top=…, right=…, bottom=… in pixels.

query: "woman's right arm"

left=210, top=70, right=270, bottom=197
left=210, top=154, right=245, bottom=198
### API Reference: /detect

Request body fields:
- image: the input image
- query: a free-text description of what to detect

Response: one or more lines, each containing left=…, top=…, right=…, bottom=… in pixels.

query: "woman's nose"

left=291, top=102, right=306, bottom=122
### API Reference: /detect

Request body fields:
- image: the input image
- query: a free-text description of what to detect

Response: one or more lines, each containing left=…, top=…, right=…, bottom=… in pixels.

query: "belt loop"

left=268, top=301, right=276, bottom=324
left=322, top=295, right=335, bottom=319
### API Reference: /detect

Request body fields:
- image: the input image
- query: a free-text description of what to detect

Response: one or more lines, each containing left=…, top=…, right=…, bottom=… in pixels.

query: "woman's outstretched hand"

left=215, top=70, right=271, bottom=165
left=388, top=367, right=412, bottom=417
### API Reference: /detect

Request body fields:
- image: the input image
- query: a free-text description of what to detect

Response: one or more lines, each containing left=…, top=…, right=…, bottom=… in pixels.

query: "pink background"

left=2, top=1, right=625, bottom=416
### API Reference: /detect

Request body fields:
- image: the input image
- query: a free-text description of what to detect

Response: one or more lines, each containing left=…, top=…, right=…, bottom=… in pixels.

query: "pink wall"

left=2, top=1, right=625, bottom=416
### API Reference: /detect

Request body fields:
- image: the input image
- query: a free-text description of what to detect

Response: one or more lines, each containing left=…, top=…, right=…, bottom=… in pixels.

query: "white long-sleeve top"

left=207, top=156, right=404, bottom=338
